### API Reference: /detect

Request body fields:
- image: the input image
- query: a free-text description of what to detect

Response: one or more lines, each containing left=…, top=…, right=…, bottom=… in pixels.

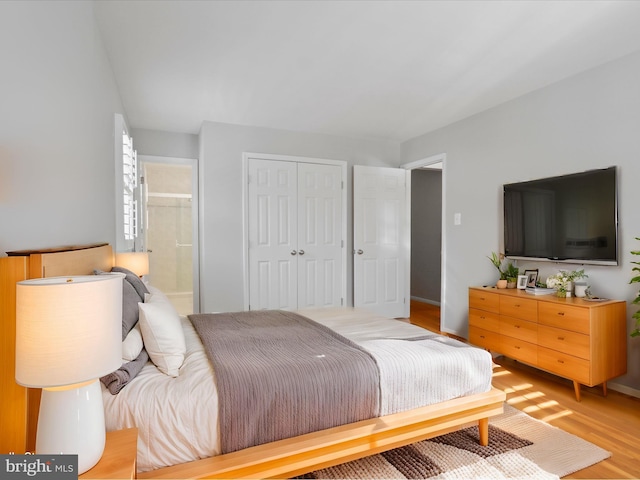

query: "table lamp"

left=15, top=275, right=123, bottom=474
left=115, top=251, right=149, bottom=277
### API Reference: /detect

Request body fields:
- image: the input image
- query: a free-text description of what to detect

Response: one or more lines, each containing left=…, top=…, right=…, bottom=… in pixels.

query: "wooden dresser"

left=469, top=286, right=627, bottom=400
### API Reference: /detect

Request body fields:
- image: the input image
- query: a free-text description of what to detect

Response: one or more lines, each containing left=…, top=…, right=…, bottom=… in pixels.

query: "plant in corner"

left=630, top=237, right=640, bottom=337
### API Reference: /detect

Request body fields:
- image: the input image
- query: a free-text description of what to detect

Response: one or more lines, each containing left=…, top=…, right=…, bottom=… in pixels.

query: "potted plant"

left=488, top=252, right=508, bottom=288
left=546, top=269, right=588, bottom=297
left=504, top=263, right=520, bottom=288
left=631, top=238, right=640, bottom=337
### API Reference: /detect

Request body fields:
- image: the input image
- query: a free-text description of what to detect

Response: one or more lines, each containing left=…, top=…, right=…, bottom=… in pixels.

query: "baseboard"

left=410, top=296, right=441, bottom=307
left=608, top=381, right=640, bottom=399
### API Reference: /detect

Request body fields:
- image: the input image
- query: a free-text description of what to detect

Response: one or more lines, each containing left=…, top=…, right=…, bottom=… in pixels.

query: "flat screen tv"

left=503, top=166, right=618, bottom=266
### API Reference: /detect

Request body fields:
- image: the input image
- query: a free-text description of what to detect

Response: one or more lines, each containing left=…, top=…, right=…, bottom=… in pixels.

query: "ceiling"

left=94, top=1, right=640, bottom=142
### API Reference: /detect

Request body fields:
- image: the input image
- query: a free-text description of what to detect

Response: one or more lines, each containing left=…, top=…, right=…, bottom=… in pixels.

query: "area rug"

left=298, top=404, right=610, bottom=479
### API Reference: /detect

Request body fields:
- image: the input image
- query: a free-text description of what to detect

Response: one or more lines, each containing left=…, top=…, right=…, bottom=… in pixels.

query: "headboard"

left=0, top=243, right=114, bottom=454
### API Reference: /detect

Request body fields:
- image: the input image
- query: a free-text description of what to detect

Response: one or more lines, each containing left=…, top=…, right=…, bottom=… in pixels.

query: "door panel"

left=249, top=159, right=297, bottom=310
left=354, top=165, right=407, bottom=317
left=297, top=162, right=343, bottom=309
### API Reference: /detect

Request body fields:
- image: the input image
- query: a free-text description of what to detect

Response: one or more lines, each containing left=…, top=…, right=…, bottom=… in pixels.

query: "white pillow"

left=138, top=296, right=186, bottom=377
left=121, top=323, right=144, bottom=362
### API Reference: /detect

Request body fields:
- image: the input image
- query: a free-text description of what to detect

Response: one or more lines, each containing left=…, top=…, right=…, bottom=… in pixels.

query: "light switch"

left=454, top=213, right=462, bottom=225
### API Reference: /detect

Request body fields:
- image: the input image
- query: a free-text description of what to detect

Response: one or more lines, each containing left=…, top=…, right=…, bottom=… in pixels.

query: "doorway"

left=402, top=154, right=445, bottom=330
left=139, top=155, right=199, bottom=315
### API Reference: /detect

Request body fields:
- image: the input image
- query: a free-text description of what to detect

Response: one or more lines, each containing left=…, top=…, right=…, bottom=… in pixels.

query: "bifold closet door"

left=248, top=159, right=343, bottom=310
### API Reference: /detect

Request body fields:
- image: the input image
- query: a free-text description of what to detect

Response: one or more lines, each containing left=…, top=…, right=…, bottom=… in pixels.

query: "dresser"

left=469, top=286, right=627, bottom=401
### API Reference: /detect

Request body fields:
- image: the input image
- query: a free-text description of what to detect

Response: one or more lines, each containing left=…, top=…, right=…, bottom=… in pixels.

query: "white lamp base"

left=36, top=379, right=106, bottom=474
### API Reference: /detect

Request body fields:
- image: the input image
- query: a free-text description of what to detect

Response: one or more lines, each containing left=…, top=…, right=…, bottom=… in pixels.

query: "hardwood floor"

left=407, top=300, right=640, bottom=479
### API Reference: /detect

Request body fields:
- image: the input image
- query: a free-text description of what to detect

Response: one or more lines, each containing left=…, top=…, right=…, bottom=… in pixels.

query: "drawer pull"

left=557, top=336, right=565, bottom=341
left=557, top=312, right=565, bottom=316
left=515, top=325, right=521, bottom=329
left=557, top=359, right=565, bottom=364
left=514, top=304, right=520, bottom=307
left=480, top=335, right=486, bottom=339
left=480, top=316, right=486, bottom=319
left=515, top=346, right=521, bottom=350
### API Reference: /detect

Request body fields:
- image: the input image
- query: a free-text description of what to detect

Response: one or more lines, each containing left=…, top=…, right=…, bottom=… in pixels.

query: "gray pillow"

left=121, top=280, right=140, bottom=340
left=112, top=266, right=149, bottom=301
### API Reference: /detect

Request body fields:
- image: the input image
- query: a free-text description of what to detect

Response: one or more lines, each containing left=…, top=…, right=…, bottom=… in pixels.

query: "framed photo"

left=517, top=275, right=528, bottom=289
left=524, top=269, right=539, bottom=288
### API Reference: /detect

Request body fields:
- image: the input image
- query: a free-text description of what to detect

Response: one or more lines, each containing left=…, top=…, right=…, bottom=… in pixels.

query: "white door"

left=248, top=159, right=343, bottom=310
left=297, top=163, right=343, bottom=308
left=248, top=159, right=298, bottom=310
left=353, top=165, right=408, bottom=318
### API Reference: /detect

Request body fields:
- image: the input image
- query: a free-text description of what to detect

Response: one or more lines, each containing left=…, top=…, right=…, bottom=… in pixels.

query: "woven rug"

left=298, top=404, right=610, bottom=479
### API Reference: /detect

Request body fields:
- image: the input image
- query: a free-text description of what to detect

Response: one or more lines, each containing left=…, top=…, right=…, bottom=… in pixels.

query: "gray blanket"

left=189, top=310, right=380, bottom=453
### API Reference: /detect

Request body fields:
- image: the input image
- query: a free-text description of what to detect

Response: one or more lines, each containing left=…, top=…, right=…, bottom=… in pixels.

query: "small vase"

left=496, top=279, right=508, bottom=289
left=556, top=290, right=566, bottom=298
left=506, top=281, right=516, bottom=289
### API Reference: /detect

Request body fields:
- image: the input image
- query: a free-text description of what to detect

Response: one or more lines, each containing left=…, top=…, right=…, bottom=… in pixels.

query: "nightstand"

left=80, top=428, right=138, bottom=479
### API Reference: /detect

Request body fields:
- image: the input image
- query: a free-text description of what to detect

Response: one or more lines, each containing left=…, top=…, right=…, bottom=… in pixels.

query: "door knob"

left=298, top=250, right=305, bottom=255
left=291, top=250, right=297, bottom=255
left=357, top=249, right=363, bottom=255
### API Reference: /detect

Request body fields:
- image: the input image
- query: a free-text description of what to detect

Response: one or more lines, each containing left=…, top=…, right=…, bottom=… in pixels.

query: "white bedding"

left=102, top=307, right=493, bottom=473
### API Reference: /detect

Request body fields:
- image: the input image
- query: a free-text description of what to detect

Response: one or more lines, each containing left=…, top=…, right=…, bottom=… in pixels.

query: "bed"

left=0, top=243, right=506, bottom=479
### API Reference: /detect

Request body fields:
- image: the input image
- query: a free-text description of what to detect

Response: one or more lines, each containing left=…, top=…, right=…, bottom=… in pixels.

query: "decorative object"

left=488, top=252, right=518, bottom=288
left=574, top=281, right=588, bottom=298
left=546, top=269, right=587, bottom=298
left=517, top=275, right=528, bottom=289
left=302, top=404, right=610, bottom=479
left=15, top=275, right=123, bottom=474
left=504, top=263, right=520, bottom=288
left=115, top=251, right=149, bottom=277
left=631, top=237, right=640, bottom=338
left=524, top=269, right=538, bottom=288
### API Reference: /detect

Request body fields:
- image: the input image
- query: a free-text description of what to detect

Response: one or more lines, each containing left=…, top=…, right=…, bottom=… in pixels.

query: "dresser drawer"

left=538, top=346, right=590, bottom=384
left=538, top=303, right=590, bottom=334
left=469, top=289, right=499, bottom=313
left=469, top=308, right=500, bottom=333
left=499, top=296, right=537, bottom=322
left=469, top=327, right=501, bottom=351
left=538, top=325, right=590, bottom=360
left=500, top=337, right=537, bottom=364
left=500, top=316, right=537, bottom=343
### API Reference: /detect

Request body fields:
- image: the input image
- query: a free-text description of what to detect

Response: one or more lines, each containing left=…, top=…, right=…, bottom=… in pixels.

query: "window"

left=122, top=129, right=137, bottom=241
left=114, top=114, right=139, bottom=251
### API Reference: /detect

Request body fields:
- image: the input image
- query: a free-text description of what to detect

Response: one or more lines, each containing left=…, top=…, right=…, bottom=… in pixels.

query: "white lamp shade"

left=115, top=251, right=149, bottom=276
left=15, top=275, right=123, bottom=388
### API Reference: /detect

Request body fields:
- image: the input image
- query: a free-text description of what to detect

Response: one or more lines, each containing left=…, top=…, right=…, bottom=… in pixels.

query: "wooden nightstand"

left=80, top=428, right=138, bottom=479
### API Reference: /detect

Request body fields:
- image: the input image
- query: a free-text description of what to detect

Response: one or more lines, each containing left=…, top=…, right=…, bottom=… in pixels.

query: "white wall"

left=401, top=51, right=640, bottom=392
left=131, top=128, right=199, bottom=160
left=0, top=1, right=124, bottom=254
left=199, top=121, right=400, bottom=312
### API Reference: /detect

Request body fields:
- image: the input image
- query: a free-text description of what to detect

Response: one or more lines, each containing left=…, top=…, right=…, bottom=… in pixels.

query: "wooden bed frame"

left=0, top=243, right=506, bottom=479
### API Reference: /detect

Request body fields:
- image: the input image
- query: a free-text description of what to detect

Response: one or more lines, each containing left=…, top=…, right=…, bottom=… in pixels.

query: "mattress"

left=102, top=307, right=493, bottom=472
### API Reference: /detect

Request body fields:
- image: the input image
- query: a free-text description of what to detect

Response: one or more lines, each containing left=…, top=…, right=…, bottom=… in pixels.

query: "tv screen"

left=503, top=166, right=618, bottom=265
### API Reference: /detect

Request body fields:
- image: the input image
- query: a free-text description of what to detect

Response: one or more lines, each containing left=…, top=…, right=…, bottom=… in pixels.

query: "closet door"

left=297, top=163, right=343, bottom=309
left=248, top=159, right=298, bottom=310
left=248, top=158, right=344, bottom=311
